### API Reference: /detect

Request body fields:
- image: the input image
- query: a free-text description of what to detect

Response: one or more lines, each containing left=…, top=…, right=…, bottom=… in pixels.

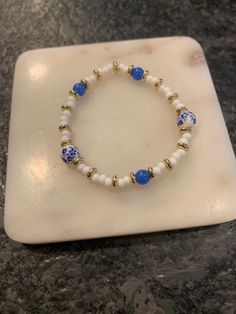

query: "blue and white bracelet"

left=59, top=61, right=196, bottom=188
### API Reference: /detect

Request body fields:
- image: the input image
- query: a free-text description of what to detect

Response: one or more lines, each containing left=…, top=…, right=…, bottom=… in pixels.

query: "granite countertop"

left=0, top=1, right=235, bottom=313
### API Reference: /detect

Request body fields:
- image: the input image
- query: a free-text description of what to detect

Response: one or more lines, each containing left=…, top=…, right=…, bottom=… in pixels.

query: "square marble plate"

left=4, top=37, right=236, bottom=244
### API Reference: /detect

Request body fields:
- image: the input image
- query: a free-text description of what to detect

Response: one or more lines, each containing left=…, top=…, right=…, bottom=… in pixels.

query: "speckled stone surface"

left=0, top=1, right=235, bottom=313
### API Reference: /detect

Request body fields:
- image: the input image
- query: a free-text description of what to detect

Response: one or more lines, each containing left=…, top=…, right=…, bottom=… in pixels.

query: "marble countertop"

left=0, top=1, right=235, bottom=313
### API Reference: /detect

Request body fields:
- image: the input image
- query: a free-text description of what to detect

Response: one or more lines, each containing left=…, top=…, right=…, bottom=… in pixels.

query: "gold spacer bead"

left=81, top=79, right=90, bottom=89
left=61, top=104, right=72, bottom=111
left=69, top=90, right=80, bottom=100
left=130, top=172, right=136, bottom=184
left=113, top=61, right=119, bottom=73
left=148, top=167, right=155, bottom=178
left=154, top=78, right=163, bottom=89
left=168, top=93, right=179, bottom=103
left=142, top=70, right=150, bottom=81
left=180, top=127, right=192, bottom=134
left=87, top=168, right=97, bottom=179
left=112, top=175, right=118, bottom=187
left=163, top=159, right=173, bottom=169
left=58, top=124, right=70, bottom=132
left=177, top=142, right=189, bottom=151
left=127, top=65, right=134, bottom=75
left=176, top=106, right=189, bottom=115
left=61, top=140, right=72, bottom=147
left=72, top=156, right=84, bottom=166
left=93, top=69, right=102, bottom=81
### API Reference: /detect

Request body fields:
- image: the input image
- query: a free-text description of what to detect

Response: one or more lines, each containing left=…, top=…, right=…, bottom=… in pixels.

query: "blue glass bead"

left=131, top=67, right=144, bottom=80
left=73, top=82, right=87, bottom=96
left=177, top=111, right=196, bottom=127
left=135, top=169, right=151, bottom=185
left=60, top=145, right=80, bottom=164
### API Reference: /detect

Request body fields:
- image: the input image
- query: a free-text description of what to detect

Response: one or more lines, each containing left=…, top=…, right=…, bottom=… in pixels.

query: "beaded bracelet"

left=59, top=61, right=196, bottom=188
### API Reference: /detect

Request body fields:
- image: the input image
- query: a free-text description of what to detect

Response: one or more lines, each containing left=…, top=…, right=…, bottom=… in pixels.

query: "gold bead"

left=69, top=90, right=80, bottom=100
left=142, top=70, right=150, bottom=81
left=163, top=159, right=173, bottom=169
left=148, top=167, right=155, bottom=178
left=176, top=106, right=188, bottom=115
left=81, top=79, right=89, bottom=89
left=87, top=168, right=97, bottom=179
left=93, top=69, right=102, bottom=81
left=112, top=175, right=118, bottom=187
left=130, top=172, right=136, bottom=184
left=113, top=61, right=119, bottom=73
left=127, top=65, right=134, bottom=75
left=58, top=124, right=70, bottom=132
left=154, top=78, right=163, bottom=89
left=180, top=127, right=192, bottom=134
left=61, top=140, right=72, bottom=147
left=177, top=142, right=189, bottom=151
left=61, top=104, right=72, bottom=111
left=168, top=93, right=179, bottom=103
left=72, top=157, right=84, bottom=166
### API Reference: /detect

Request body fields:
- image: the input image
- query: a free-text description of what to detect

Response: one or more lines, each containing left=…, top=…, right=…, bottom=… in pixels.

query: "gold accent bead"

left=168, top=93, right=179, bottom=103
left=69, top=90, right=80, bottom=100
left=61, top=140, right=72, bottom=147
left=112, top=175, right=118, bottom=187
left=81, top=79, right=89, bottom=89
left=127, top=65, right=134, bottom=75
left=87, top=168, right=97, bottom=179
left=113, top=61, right=119, bottom=73
left=142, top=70, right=150, bottom=81
left=177, top=142, right=189, bottom=151
left=148, top=167, right=155, bottom=178
left=58, top=124, right=70, bottom=132
left=130, top=172, right=136, bottom=184
left=163, top=159, right=173, bottom=169
left=93, top=69, right=102, bottom=81
left=72, top=157, right=84, bottom=166
left=176, top=106, right=188, bottom=115
left=61, top=104, right=72, bottom=111
left=180, top=127, right=192, bottom=134
left=154, top=78, right=163, bottom=89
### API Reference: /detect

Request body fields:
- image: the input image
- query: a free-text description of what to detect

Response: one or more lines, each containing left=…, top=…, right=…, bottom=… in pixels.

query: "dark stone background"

left=0, top=1, right=235, bottom=313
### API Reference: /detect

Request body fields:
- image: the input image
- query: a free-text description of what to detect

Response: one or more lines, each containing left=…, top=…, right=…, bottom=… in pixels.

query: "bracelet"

left=59, top=61, right=196, bottom=188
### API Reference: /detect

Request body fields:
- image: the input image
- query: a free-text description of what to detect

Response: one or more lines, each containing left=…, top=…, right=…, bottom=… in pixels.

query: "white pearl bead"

left=82, top=165, right=91, bottom=175
left=182, top=132, right=192, bottom=140
left=159, top=84, right=166, bottom=92
left=78, top=163, right=86, bottom=171
left=162, top=86, right=171, bottom=94
left=118, top=178, right=125, bottom=187
left=67, top=97, right=76, bottom=108
left=61, top=135, right=70, bottom=141
left=153, top=166, right=162, bottom=175
left=107, top=63, right=113, bottom=71
left=105, top=177, right=112, bottom=187
left=169, top=157, right=177, bottom=165
left=165, top=91, right=172, bottom=98
left=123, top=176, right=131, bottom=185
left=120, top=65, right=128, bottom=73
left=179, top=137, right=188, bottom=144
left=177, top=149, right=186, bottom=156
left=151, top=77, right=158, bottom=85
left=61, top=130, right=70, bottom=137
left=62, top=110, right=71, bottom=118
left=158, top=162, right=166, bottom=170
left=176, top=103, right=185, bottom=110
left=146, top=75, right=153, bottom=84
left=172, top=99, right=180, bottom=106
left=91, top=173, right=99, bottom=183
left=99, top=174, right=107, bottom=184
left=172, top=151, right=181, bottom=160
left=86, top=75, right=96, bottom=85
left=61, top=119, right=69, bottom=125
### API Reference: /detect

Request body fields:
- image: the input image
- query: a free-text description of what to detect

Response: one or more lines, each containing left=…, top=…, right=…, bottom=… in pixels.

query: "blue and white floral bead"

left=177, top=111, right=196, bottom=128
left=60, top=145, right=80, bottom=164
left=131, top=67, right=144, bottom=80
left=73, top=82, right=87, bottom=96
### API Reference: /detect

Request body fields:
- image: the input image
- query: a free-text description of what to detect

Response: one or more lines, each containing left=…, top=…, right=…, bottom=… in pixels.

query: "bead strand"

left=59, top=61, right=197, bottom=189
